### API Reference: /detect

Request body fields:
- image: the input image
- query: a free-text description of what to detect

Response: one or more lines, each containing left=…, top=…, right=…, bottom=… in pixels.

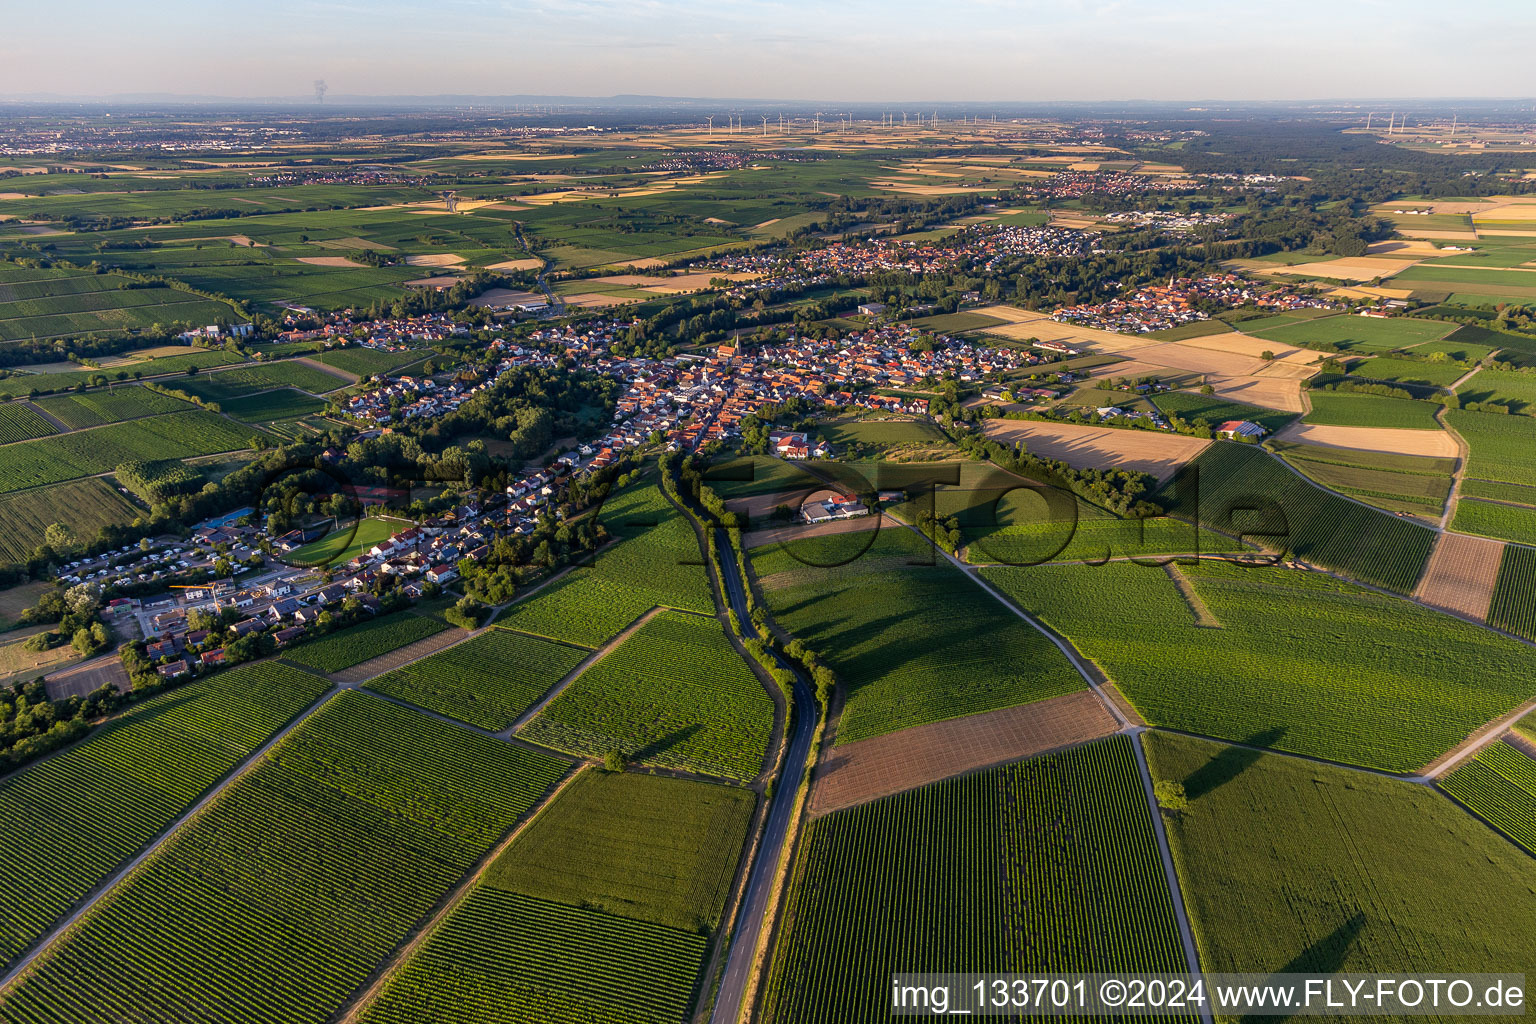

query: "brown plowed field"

left=1414, top=531, right=1505, bottom=622
left=808, top=690, right=1118, bottom=816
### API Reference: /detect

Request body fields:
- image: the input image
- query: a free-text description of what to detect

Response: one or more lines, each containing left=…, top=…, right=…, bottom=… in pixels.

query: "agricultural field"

left=521, top=610, right=773, bottom=781
left=1144, top=731, right=1536, bottom=976
left=0, top=692, right=568, bottom=1024
left=1158, top=441, right=1435, bottom=591
left=0, top=409, right=266, bottom=495
left=285, top=610, right=450, bottom=674
left=32, top=385, right=193, bottom=428
left=1487, top=545, right=1536, bottom=640
left=1242, top=313, right=1451, bottom=352
left=0, top=348, right=245, bottom=396
left=1347, top=354, right=1467, bottom=387
left=287, top=516, right=405, bottom=566
left=221, top=387, right=329, bottom=421
left=819, top=418, right=950, bottom=458
left=1447, top=408, right=1536, bottom=487
left=368, top=628, right=589, bottom=730
left=751, top=525, right=1084, bottom=745
left=1302, top=390, right=1444, bottom=429
left=0, top=663, right=330, bottom=970
left=1440, top=741, right=1536, bottom=855
left=360, top=771, right=752, bottom=1024
left=497, top=483, right=714, bottom=647
left=1270, top=440, right=1454, bottom=516
left=313, top=346, right=429, bottom=377
left=1450, top=498, right=1536, bottom=545
left=0, top=478, right=143, bottom=566
left=1150, top=390, right=1298, bottom=434
left=1458, top=367, right=1536, bottom=414
left=982, top=560, right=1536, bottom=772
left=0, top=263, right=246, bottom=343
left=761, top=737, right=1191, bottom=1024
left=0, top=403, right=57, bottom=443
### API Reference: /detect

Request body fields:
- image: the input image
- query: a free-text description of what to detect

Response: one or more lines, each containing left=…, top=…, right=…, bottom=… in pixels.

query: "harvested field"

left=809, top=690, right=1117, bottom=816
left=295, top=256, right=365, bottom=268
left=1414, top=532, right=1506, bottom=622
left=43, top=654, right=130, bottom=701
left=329, top=626, right=474, bottom=684
left=561, top=292, right=635, bottom=308
left=469, top=288, right=545, bottom=308
left=1273, top=423, right=1461, bottom=458
left=482, top=257, right=542, bottom=272
left=1368, top=240, right=1450, bottom=257
left=402, top=253, right=465, bottom=267
left=1263, top=256, right=1418, bottom=281
left=981, top=419, right=1210, bottom=480
left=592, top=271, right=760, bottom=292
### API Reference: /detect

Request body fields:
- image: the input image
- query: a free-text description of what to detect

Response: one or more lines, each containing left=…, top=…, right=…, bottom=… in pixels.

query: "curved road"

left=709, top=527, right=817, bottom=1024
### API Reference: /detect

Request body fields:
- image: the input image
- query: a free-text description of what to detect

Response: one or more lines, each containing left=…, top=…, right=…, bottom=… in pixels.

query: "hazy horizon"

left=2, top=0, right=1531, bottom=105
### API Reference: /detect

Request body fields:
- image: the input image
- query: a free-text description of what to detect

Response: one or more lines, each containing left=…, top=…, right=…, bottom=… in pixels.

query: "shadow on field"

left=633, top=723, right=702, bottom=762
left=1183, top=727, right=1286, bottom=800
left=1243, top=912, right=1366, bottom=1024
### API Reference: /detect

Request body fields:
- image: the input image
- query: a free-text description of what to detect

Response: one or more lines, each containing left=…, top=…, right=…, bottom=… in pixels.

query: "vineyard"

left=367, top=628, right=590, bottom=730
left=0, top=692, right=568, bottom=1024
left=0, top=663, right=329, bottom=970
left=285, top=610, right=449, bottom=674
left=1302, top=391, right=1444, bottom=430
left=360, top=771, right=752, bottom=1024
left=315, top=346, right=429, bottom=378
left=0, top=478, right=140, bottom=567
left=1144, top=731, right=1536, bottom=975
left=1447, top=409, right=1536, bottom=487
left=0, top=403, right=56, bottom=443
left=0, top=410, right=266, bottom=495
left=1450, top=497, right=1536, bottom=546
left=497, top=484, right=714, bottom=647
left=221, top=387, right=329, bottom=422
left=1440, top=742, right=1536, bottom=855
left=752, top=526, right=1083, bottom=745
left=981, top=560, right=1536, bottom=772
left=520, top=611, right=773, bottom=781
left=33, top=386, right=193, bottom=429
left=0, top=349, right=245, bottom=397
left=1157, top=441, right=1435, bottom=592
left=1270, top=440, right=1455, bottom=517
left=760, top=737, right=1191, bottom=1024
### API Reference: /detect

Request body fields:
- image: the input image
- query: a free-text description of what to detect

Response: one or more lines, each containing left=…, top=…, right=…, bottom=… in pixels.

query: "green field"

left=0, top=478, right=142, bottom=566
left=0, top=663, right=329, bottom=970
left=1151, top=390, right=1298, bottom=433
left=1348, top=355, right=1467, bottom=387
left=521, top=610, right=773, bottom=781
left=314, top=346, right=430, bottom=377
left=0, top=692, right=567, bottom=1024
left=288, top=515, right=405, bottom=566
left=982, top=560, right=1536, bottom=772
left=497, top=484, right=714, bottom=647
left=0, top=409, right=265, bottom=495
left=1303, top=390, right=1444, bottom=429
left=0, top=263, right=246, bottom=342
left=1458, top=367, right=1536, bottom=414
left=0, top=403, right=57, bottom=443
left=1440, top=741, right=1536, bottom=855
left=359, top=771, right=750, bottom=1024
left=752, top=525, right=1083, bottom=745
left=1158, top=441, right=1435, bottom=591
left=1145, top=731, right=1536, bottom=977
left=1447, top=408, right=1536, bottom=487
left=1487, top=545, right=1536, bottom=641
left=33, top=386, right=193, bottom=428
left=285, top=610, right=450, bottom=673
left=1243, top=313, right=1450, bottom=352
left=761, top=737, right=1191, bottom=1024
left=0, top=349, right=244, bottom=396
left=1451, top=498, right=1536, bottom=545
left=1270, top=440, right=1453, bottom=516
left=368, top=628, right=589, bottom=730
left=221, top=387, right=328, bottom=421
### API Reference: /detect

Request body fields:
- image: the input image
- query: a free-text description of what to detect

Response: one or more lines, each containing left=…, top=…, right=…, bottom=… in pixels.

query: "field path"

left=0, top=685, right=339, bottom=994
left=1422, top=693, right=1536, bottom=779
left=335, top=767, right=586, bottom=1024
left=18, top=401, right=72, bottom=434
left=1164, top=564, right=1221, bottom=627
left=503, top=607, right=665, bottom=735
left=294, top=356, right=358, bottom=383
left=332, top=624, right=480, bottom=684
left=1435, top=366, right=1481, bottom=528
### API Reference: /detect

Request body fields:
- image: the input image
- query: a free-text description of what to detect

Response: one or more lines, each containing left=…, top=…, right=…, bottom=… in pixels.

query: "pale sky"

left=1, top=0, right=1531, bottom=103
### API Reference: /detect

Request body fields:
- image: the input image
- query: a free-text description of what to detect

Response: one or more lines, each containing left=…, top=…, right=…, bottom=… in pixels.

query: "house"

left=230, top=617, right=264, bottom=638
left=200, top=648, right=227, bottom=668
left=1216, top=419, right=1268, bottom=440
left=425, top=564, right=458, bottom=585
left=857, top=302, right=887, bottom=317
left=157, top=659, right=191, bottom=679
left=273, top=626, right=306, bottom=647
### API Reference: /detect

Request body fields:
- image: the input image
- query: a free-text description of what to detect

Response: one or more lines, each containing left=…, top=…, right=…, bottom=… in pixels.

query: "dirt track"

left=809, top=690, right=1118, bottom=816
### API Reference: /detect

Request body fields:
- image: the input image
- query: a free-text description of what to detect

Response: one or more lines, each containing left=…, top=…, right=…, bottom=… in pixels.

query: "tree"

left=602, top=749, right=627, bottom=772
left=44, top=522, right=77, bottom=553
left=1154, top=779, right=1188, bottom=813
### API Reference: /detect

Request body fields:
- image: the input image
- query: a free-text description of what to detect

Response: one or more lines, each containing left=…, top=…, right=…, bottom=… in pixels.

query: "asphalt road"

left=709, top=527, right=817, bottom=1024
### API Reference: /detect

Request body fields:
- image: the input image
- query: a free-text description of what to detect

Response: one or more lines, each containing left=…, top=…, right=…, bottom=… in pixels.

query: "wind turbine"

left=779, top=112, right=785, bottom=132
left=706, top=115, right=714, bottom=137
left=762, top=115, right=769, bottom=135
